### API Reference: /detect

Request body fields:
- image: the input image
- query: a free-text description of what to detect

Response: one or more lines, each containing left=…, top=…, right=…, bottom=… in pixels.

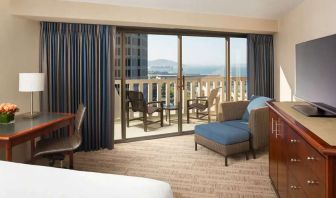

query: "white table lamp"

left=19, top=73, right=45, bottom=118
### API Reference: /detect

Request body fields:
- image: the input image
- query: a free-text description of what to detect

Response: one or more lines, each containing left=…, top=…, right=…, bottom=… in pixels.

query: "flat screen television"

left=295, top=34, right=336, bottom=117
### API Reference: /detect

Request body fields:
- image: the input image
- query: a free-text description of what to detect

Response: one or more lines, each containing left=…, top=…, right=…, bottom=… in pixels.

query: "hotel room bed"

left=0, top=161, right=173, bottom=198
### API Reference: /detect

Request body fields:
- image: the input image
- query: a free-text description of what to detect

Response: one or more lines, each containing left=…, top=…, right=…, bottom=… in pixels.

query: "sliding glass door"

left=230, top=38, right=248, bottom=101
left=115, top=33, right=181, bottom=139
left=114, top=29, right=247, bottom=141
left=181, top=36, right=227, bottom=131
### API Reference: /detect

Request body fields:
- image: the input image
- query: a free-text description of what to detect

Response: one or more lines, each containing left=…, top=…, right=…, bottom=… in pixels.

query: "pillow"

left=242, top=96, right=272, bottom=121
left=241, top=95, right=257, bottom=120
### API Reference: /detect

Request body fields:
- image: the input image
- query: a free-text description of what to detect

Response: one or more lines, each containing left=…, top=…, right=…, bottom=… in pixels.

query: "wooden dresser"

left=267, top=102, right=336, bottom=198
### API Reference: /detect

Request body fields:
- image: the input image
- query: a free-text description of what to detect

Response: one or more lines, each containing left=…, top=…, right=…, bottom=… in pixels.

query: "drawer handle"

left=307, top=180, right=319, bottom=185
left=290, top=185, right=301, bottom=190
left=271, top=118, right=274, bottom=134
left=290, top=158, right=301, bottom=163
left=290, top=139, right=298, bottom=143
left=307, top=156, right=316, bottom=161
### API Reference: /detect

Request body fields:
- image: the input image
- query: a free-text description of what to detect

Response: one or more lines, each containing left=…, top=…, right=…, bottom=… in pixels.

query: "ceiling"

left=64, top=0, right=304, bottom=19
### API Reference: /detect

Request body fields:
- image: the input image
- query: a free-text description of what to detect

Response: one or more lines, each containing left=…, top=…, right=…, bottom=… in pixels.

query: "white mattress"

left=0, top=161, right=173, bottom=198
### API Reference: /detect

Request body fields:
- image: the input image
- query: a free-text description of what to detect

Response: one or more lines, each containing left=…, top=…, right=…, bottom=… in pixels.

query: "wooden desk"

left=0, top=113, right=75, bottom=161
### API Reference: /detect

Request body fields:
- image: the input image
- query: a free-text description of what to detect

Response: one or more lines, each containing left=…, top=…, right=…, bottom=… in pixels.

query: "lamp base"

left=22, top=112, right=41, bottom=119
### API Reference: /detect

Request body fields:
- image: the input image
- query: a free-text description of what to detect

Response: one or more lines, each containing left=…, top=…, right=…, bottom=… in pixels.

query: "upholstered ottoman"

left=194, top=96, right=272, bottom=166
left=194, top=121, right=251, bottom=166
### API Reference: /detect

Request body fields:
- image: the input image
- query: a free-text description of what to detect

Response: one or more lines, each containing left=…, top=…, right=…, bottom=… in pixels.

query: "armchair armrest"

left=218, top=101, right=249, bottom=122
left=197, top=99, right=208, bottom=103
left=187, top=99, right=197, bottom=106
left=148, top=101, right=164, bottom=108
left=248, top=106, right=269, bottom=150
left=187, top=98, right=208, bottom=106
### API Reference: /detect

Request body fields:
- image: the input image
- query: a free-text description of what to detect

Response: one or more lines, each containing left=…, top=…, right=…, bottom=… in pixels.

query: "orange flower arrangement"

left=0, top=103, right=19, bottom=114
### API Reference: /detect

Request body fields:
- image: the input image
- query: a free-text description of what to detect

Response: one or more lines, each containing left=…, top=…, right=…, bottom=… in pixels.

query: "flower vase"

left=0, top=113, right=15, bottom=124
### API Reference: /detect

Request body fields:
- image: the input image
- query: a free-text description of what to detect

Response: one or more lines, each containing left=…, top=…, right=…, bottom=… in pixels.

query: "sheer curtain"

left=39, top=22, right=116, bottom=151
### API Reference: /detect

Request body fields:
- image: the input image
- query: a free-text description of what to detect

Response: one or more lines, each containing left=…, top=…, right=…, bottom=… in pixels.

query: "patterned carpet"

left=72, top=135, right=276, bottom=198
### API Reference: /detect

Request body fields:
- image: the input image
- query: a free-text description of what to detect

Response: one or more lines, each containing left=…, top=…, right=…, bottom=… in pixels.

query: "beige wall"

left=0, top=0, right=40, bottom=162
left=11, top=0, right=277, bottom=34
left=274, top=0, right=336, bottom=101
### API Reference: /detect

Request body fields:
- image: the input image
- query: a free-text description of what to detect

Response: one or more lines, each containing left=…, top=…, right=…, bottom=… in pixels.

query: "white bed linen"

left=0, top=161, right=173, bottom=198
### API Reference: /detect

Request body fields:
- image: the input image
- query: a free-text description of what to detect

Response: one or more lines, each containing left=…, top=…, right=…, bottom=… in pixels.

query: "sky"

left=148, top=34, right=247, bottom=66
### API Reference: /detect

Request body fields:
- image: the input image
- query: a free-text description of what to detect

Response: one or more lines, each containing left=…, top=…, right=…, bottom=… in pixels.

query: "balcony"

left=114, top=76, right=247, bottom=139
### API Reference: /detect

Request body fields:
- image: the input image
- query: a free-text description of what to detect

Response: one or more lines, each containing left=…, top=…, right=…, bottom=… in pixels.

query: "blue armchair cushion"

left=242, top=96, right=272, bottom=121
left=195, top=120, right=250, bottom=145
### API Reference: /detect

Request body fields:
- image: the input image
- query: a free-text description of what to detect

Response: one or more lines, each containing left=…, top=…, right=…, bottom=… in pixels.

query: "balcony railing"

left=114, top=76, right=247, bottom=119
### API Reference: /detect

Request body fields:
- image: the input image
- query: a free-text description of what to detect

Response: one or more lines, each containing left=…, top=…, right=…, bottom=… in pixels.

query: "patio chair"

left=126, top=90, right=164, bottom=132
left=187, top=87, right=220, bottom=123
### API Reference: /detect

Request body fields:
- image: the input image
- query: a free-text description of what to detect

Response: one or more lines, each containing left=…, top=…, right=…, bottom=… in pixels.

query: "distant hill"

left=149, top=59, right=178, bottom=67
left=148, top=59, right=247, bottom=77
left=148, top=59, right=178, bottom=73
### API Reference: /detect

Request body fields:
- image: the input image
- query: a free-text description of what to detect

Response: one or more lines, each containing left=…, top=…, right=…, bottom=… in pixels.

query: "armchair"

left=126, top=91, right=164, bottom=132
left=194, top=96, right=272, bottom=166
left=219, top=101, right=270, bottom=151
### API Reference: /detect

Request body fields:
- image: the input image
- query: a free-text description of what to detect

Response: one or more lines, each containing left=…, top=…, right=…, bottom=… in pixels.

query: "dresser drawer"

left=303, top=140, right=326, bottom=181
left=286, top=126, right=326, bottom=197
left=286, top=126, right=326, bottom=182
left=288, top=171, right=308, bottom=198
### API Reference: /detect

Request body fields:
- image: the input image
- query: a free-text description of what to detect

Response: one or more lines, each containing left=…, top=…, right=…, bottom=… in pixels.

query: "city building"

left=116, top=33, right=148, bottom=79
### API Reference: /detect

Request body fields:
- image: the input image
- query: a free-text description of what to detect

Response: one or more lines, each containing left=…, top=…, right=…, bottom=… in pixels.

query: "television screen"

left=296, top=34, right=336, bottom=112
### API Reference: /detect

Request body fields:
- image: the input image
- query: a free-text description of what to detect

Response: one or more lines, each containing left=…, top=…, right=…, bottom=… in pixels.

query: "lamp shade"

left=19, top=73, right=45, bottom=92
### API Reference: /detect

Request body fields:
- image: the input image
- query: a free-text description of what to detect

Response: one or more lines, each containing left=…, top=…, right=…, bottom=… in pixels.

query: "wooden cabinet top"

left=267, top=101, right=336, bottom=156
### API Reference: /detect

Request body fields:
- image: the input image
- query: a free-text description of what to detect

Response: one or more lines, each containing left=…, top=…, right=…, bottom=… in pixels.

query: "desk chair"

left=33, top=104, right=86, bottom=169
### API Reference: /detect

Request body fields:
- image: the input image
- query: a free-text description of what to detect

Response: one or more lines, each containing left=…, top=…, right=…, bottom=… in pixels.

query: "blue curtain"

left=39, top=22, right=115, bottom=151
left=247, top=34, right=274, bottom=99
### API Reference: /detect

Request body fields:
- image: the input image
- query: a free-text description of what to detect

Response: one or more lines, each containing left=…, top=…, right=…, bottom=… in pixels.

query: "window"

left=126, top=58, right=130, bottom=67
left=127, top=37, right=131, bottom=45
left=117, top=36, right=120, bottom=45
